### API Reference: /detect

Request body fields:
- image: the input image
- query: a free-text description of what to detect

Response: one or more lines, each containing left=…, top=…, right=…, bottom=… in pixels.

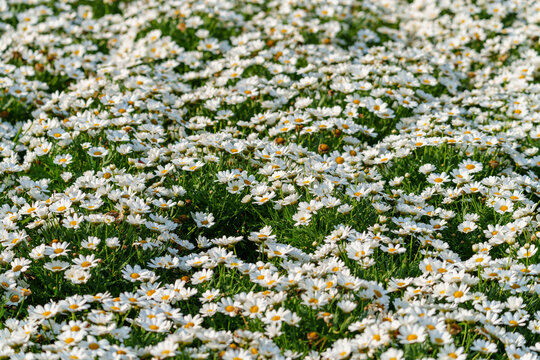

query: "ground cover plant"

left=0, top=0, right=539, bottom=358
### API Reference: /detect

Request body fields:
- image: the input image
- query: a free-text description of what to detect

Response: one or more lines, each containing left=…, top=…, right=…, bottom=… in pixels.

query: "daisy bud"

left=318, top=144, right=330, bottom=154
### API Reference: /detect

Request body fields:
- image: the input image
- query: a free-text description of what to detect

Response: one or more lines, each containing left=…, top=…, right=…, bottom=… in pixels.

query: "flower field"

left=0, top=0, right=539, bottom=358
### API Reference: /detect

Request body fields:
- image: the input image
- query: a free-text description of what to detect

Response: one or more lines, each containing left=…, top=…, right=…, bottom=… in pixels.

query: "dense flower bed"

left=0, top=0, right=539, bottom=358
